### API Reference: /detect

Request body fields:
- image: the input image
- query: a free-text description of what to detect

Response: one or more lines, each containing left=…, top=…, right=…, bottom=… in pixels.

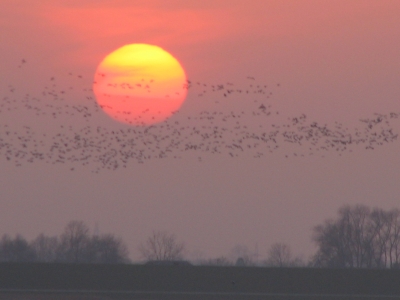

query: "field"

left=0, top=263, right=400, bottom=299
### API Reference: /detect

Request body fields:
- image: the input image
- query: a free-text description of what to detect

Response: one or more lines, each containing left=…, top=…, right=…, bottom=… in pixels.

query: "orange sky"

left=3, top=0, right=400, bottom=117
left=1, top=0, right=400, bottom=261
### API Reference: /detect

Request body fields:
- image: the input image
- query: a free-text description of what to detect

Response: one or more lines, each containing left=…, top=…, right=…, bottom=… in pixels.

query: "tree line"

left=312, top=204, right=400, bottom=268
left=209, top=204, right=400, bottom=268
left=1, top=204, right=400, bottom=268
left=0, top=221, right=129, bottom=263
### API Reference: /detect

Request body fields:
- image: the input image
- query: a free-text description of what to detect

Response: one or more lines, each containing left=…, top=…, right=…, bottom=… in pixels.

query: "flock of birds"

left=0, top=59, right=398, bottom=172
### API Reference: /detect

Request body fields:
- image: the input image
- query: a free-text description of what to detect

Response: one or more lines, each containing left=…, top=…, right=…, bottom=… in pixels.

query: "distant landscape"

left=1, top=204, right=399, bottom=269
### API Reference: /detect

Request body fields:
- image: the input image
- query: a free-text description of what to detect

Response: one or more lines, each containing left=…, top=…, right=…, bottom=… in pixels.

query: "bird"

left=1, top=65, right=399, bottom=172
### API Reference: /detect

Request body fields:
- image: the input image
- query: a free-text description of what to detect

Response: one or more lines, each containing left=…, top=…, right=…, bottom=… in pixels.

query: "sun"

left=93, top=44, right=187, bottom=126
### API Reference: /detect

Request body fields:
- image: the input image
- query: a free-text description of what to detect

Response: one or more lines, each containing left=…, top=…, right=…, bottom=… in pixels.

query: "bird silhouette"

left=1, top=60, right=399, bottom=172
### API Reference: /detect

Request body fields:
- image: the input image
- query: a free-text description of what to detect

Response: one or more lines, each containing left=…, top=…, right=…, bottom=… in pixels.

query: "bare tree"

left=139, top=231, right=185, bottom=261
left=30, top=234, right=59, bottom=262
left=58, top=221, right=90, bottom=263
left=312, top=205, right=375, bottom=268
left=369, top=208, right=400, bottom=268
left=312, top=204, right=400, bottom=268
left=265, top=243, right=296, bottom=267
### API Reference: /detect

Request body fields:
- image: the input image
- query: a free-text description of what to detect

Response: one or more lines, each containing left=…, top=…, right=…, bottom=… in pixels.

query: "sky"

left=1, top=0, right=400, bottom=262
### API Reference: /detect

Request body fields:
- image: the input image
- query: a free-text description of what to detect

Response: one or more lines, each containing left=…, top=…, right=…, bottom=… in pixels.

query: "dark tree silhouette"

left=87, top=234, right=130, bottom=263
left=0, top=221, right=129, bottom=264
left=369, top=208, right=400, bottom=268
left=200, top=256, right=233, bottom=266
left=139, top=231, right=185, bottom=261
left=265, top=243, right=292, bottom=267
left=312, top=204, right=400, bottom=268
left=0, top=234, right=36, bottom=262
left=230, top=244, right=256, bottom=266
left=58, top=220, right=90, bottom=263
left=30, top=234, right=59, bottom=262
left=265, top=243, right=304, bottom=267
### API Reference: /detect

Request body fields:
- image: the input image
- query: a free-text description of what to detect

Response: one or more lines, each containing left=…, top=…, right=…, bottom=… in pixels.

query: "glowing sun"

left=93, top=44, right=187, bottom=126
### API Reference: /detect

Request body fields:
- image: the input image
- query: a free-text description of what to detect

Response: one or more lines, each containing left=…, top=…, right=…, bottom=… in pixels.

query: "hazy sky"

left=1, top=0, right=400, bottom=262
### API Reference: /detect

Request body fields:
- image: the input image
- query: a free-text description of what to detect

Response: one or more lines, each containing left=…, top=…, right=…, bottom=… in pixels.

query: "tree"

left=312, top=204, right=400, bottom=268
left=230, top=244, right=256, bottom=266
left=139, top=231, right=185, bottom=261
left=87, top=234, right=130, bottom=264
left=58, top=220, right=90, bottom=263
left=369, top=208, right=400, bottom=268
left=199, top=256, right=233, bottom=266
left=30, top=234, right=59, bottom=262
left=312, top=205, right=375, bottom=268
left=264, top=243, right=303, bottom=267
left=0, top=221, right=130, bottom=264
left=0, top=234, right=36, bottom=262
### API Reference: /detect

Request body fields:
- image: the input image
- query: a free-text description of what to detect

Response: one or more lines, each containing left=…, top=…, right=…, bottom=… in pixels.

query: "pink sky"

left=1, top=0, right=400, bottom=262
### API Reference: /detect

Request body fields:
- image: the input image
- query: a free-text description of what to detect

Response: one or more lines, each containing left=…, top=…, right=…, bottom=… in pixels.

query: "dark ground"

left=0, top=263, right=400, bottom=299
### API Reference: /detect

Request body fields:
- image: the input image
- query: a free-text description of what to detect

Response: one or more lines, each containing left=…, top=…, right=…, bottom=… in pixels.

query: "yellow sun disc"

left=93, top=44, right=187, bottom=126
